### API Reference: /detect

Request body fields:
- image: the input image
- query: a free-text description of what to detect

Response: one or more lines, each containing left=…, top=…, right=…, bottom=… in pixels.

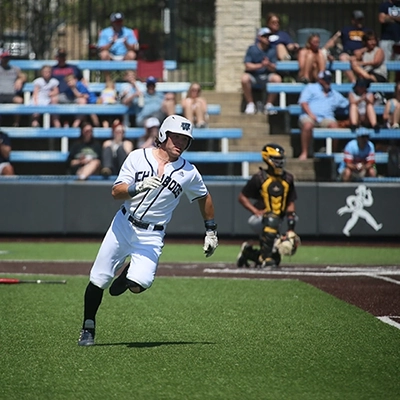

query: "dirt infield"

left=1, top=260, right=400, bottom=329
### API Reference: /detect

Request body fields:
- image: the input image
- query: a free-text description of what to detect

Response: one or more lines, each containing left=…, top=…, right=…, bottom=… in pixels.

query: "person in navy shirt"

left=338, top=128, right=377, bottom=181
left=325, top=11, right=371, bottom=83
left=378, top=0, right=400, bottom=61
left=264, top=12, right=299, bottom=60
left=242, top=27, right=282, bottom=115
left=298, top=70, right=349, bottom=160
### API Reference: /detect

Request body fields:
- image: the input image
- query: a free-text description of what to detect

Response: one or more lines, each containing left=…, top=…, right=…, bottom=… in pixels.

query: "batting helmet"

left=158, top=115, right=194, bottom=150
left=261, top=143, right=285, bottom=175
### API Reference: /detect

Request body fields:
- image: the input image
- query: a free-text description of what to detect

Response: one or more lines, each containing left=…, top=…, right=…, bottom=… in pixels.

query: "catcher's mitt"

left=274, top=231, right=301, bottom=256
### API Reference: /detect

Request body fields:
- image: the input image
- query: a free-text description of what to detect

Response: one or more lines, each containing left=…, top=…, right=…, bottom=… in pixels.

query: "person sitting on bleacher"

left=137, top=117, right=160, bottom=148
left=263, top=13, right=299, bottom=61
left=0, top=51, right=26, bottom=127
left=181, top=82, right=208, bottom=128
left=348, top=78, right=379, bottom=132
left=350, top=31, right=388, bottom=83
left=101, top=119, right=133, bottom=177
left=135, top=76, right=175, bottom=127
left=0, top=130, right=15, bottom=176
left=97, top=12, right=138, bottom=62
left=383, top=81, right=400, bottom=128
left=242, top=27, right=282, bottom=115
left=51, top=48, right=85, bottom=127
left=323, top=10, right=371, bottom=83
left=338, top=128, right=377, bottom=182
left=31, top=65, right=59, bottom=127
left=298, top=70, right=349, bottom=160
left=297, top=34, right=327, bottom=84
left=67, top=122, right=102, bottom=181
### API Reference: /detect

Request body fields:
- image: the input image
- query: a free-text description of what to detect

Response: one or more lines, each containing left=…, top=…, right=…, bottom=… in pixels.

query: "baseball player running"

left=237, top=143, right=299, bottom=268
left=78, top=115, right=218, bottom=346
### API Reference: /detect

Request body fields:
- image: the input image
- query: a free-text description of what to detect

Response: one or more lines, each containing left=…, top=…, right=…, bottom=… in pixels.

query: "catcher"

left=237, top=143, right=300, bottom=268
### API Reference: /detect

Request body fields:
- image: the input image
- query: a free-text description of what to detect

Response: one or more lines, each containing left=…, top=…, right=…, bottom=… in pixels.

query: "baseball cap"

left=356, top=127, right=370, bottom=137
left=145, top=117, right=160, bottom=129
left=146, top=76, right=157, bottom=85
left=0, top=50, right=11, bottom=58
left=258, top=27, right=272, bottom=37
left=317, top=70, right=332, bottom=82
left=352, top=10, right=365, bottom=20
left=110, top=12, right=124, bottom=22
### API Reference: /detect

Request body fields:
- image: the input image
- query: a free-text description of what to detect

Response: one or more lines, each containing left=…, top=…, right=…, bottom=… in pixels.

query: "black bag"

left=387, top=146, right=400, bottom=177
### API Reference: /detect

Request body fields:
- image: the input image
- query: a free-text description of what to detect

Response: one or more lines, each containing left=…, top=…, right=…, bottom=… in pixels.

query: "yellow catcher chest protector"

left=260, top=174, right=290, bottom=216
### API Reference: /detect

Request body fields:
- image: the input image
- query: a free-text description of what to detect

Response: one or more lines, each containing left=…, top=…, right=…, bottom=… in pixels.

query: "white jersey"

left=114, top=148, right=208, bottom=226
left=31, top=77, right=59, bottom=105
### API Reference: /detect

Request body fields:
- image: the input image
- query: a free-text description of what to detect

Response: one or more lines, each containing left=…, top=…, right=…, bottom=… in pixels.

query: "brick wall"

left=215, top=0, right=261, bottom=92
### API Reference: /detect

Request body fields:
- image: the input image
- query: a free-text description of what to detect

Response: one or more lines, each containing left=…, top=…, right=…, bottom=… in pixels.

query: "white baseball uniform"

left=89, top=147, right=208, bottom=289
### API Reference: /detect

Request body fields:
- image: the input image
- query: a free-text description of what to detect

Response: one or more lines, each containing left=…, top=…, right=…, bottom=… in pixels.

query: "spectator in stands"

left=378, top=0, right=400, bottom=61
left=0, top=51, right=26, bottom=127
left=60, top=74, right=99, bottom=128
left=101, top=120, right=133, bottom=177
left=51, top=48, right=85, bottom=127
left=383, top=81, right=400, bottom=127
left=96, top=77, right=119, bottom=128
left=348, top=78, right=378, bottom=132
left=350, top=31, right=388, bottom=83
left=67, top=122, right=102, bottom=180
left=338, top=128, right=377, bottom=182
left=264, top=12, right=299, bottom=60
left=242, top=27, right=282, bottom=115
left=97, top=12, right=138, bottom=61
left=324, top=10, right=371, bottom=83
left=119, top=70, right=143, bottom=110
left=297, top=34, right=327, bottom=84
left=298, top=70, right=349, bottom=160
left=0, top=130, right=15, bottom=176
left=135, top=76, right=175, bottom=127
left=31, top=65, right=59, bottom=127
left=181, top=82, right=208, bottom=128
left=137, top=117, right=160, bottom=148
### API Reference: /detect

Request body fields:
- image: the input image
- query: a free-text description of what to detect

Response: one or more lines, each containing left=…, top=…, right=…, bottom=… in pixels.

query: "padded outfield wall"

left=0, top=181, right=398, bottom=237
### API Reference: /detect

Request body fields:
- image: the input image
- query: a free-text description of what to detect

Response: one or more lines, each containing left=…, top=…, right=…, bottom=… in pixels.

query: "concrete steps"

left=205, top=90, right=315, bottom=181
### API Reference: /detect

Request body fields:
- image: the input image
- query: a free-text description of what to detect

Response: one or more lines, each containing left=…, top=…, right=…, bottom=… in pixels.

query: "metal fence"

left=0, top=0, right=386, bottom=87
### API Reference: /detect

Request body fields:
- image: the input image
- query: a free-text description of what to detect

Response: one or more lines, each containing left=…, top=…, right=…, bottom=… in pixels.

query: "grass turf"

left=0, top=241, right=399, bottom=264
left=1, top=277, right=400, bottom=399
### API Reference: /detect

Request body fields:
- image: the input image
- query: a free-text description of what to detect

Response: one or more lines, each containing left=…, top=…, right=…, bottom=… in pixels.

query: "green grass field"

left=1, top=241, right=400, bottom=399
left=0, top=240, right=399, bottom=264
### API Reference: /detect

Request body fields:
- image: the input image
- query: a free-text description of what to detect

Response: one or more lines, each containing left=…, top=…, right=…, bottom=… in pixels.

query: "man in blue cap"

left=135, top=76, right=176, bottom=127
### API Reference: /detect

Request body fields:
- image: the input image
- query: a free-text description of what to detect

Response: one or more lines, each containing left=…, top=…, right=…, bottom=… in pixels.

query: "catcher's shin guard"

left=259, top=231, right=278, bottom=264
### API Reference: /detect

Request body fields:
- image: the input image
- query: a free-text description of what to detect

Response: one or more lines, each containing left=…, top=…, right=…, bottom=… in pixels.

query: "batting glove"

left=203, top=230, right=218, bottom=257
left=129, top=176, right=162, bottom=197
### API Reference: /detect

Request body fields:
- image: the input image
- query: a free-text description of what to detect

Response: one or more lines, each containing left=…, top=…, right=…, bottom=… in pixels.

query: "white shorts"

left=89, top=209, right=165, bottom=289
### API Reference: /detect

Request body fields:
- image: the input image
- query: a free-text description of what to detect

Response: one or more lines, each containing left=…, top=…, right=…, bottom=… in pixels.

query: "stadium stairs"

left=206, top=91, right=315, bottom=181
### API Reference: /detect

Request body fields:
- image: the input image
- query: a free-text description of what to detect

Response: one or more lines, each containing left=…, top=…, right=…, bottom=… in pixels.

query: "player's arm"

left=112, top=177, right=162, bottom=200
left=238, top=192, right=264, bottom=216
left=198, top=193, right=218, bottom=258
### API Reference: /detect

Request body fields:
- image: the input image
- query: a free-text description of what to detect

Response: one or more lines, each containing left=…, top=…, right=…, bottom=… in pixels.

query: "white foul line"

left=377, top=317, right=400, bottom=330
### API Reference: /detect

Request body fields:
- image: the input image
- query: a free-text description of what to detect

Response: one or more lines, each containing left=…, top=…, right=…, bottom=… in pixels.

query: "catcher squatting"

left=78, top=115, right=218, bottom=346
left=237, top=143, right=300, bottom=268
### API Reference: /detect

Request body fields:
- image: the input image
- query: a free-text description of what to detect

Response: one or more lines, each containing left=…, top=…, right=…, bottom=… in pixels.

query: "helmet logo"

left=181, top=122, right=191, bottom=131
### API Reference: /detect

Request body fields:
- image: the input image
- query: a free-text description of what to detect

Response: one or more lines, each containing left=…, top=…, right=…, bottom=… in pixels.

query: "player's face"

left=165, top=133, right=190, bottom=158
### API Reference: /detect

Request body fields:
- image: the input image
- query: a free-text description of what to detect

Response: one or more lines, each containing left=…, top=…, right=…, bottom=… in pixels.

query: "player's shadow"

left=95, top=341, right=215, bottom=348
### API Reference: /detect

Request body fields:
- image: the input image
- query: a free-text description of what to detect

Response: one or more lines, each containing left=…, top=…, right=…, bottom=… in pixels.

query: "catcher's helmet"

left=261, top=143, right=285, bottom=175
left=158, top=115, right=193, bottom=150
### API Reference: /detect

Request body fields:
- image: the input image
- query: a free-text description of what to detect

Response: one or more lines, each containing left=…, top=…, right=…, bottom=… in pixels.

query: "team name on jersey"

left=135, top=171, right=183, bottom=198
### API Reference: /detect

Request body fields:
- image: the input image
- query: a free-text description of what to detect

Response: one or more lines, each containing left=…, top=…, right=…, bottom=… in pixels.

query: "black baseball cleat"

left=109, top=264, right=130, bottom=296
left=236, top=242, right=250, bottom=268
left=78, top=328, right=95, bottom=346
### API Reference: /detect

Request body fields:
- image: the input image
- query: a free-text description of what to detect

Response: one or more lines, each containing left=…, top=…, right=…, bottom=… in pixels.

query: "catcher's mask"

left=261, top=143, right=285, bottom=175
left=158, top=115, right=193, bottom=151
